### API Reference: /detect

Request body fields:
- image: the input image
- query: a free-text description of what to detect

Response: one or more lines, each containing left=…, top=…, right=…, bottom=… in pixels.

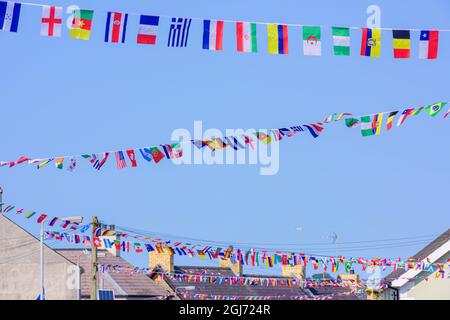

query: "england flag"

left=104, top=11, right=128, bottom=43
left=0, top=1, right=21, bottom=32
left=41, top=6, right=62, bottom=37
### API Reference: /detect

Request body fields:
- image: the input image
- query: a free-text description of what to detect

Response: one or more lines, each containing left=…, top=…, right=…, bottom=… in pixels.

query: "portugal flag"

left=70, top=9, right=94, bottom=40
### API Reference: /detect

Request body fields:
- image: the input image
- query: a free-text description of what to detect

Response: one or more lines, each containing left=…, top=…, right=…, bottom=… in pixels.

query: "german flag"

left=392, top=30, right=410, bottom=58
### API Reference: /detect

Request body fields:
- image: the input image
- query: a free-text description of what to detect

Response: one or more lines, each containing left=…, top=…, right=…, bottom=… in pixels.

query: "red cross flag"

left=40, top=5, right=62, bottom=37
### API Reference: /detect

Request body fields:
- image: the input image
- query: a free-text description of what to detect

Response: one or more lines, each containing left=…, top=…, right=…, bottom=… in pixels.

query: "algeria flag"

left=303, top=26, right=321, bottom=56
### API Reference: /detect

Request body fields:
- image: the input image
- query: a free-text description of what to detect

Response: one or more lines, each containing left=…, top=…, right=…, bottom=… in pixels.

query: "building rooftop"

left=384, top=228, right=450, bottom=284
left=56, top=249, right=171, bottom=299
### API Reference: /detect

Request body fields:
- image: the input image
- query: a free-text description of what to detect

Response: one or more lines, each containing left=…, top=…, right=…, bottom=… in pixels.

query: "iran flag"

left=40, top=6, right=62, bottom=37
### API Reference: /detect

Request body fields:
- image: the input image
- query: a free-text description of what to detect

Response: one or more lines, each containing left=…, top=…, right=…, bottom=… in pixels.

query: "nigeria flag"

left=360, top=116, right=374, bottom=137
left=332, top=27, right=350, bottom=56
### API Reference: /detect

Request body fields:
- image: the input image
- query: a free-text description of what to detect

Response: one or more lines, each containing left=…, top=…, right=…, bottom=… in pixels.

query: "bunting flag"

left=105, top=11, right=128, bottom=43
left=168, top=17, right=192, bottom=47
left=426, top=102, right=446, bottom=117
left=360, top=28, right=381, bottom=57
left=0, top=1, right=21, bottom=32
left=396, top=108, right=415, bottom=126
left=267, top=24, right=288, bottom=55
left=332, top=27, right=350, bottom=56
left=40, top=5, right=62, bottom=37
left=1, top=102, right=448, bottom=172
left=386, top=111, right=398, bottom=131
left=70, top=9, right=94, bottom=40
left=419, top=30, right=439, bottom=59
left=115, top=151, right=127, bottom=169
left=236, top=22, right=257, bottom=53
left=303, top=26, right=321, bottom=56
left=126, top=149, right=137, bottom=167
left=392, top=30, right=410, bottom=58
left=360, top=116, right=375, bottom=136
left=137, top=15, right=159, bottom=45
left=372, top=113, right=384, bottom=135
left=202, top=19, right=224, bottom=51
left=55, top=157, right=64, bottom=169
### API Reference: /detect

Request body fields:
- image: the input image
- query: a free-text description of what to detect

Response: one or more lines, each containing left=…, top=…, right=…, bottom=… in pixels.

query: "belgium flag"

left=392, top=30, right=410, bottom=58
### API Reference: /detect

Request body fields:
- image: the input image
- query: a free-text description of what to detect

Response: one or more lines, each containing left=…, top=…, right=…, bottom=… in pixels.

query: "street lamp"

left=40, top=215, right=84, bottom=300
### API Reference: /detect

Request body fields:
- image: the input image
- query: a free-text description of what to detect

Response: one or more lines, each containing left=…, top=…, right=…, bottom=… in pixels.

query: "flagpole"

left=40, top=217, right=45, bottom=300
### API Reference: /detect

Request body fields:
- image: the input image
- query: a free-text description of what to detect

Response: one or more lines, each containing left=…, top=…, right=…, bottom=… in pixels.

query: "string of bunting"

left=98, top=264, right=366, bottom=289
left=1, top=1, right=448, bottom=59
left=2, top=203, right=447, bottom=278
left=42, top=227, right=449, bottom=278
left=0, top=203, right=88, bottom=231
left=1, top=102, right=448, bottom=171
left=97, top=264, right=448, bottom=287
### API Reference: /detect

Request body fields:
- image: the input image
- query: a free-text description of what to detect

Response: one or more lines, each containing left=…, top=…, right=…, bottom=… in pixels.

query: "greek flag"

left=167, top=17, right=192, bottom=47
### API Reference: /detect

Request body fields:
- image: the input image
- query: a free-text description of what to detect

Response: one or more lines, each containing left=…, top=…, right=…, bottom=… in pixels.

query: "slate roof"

left=154, top=265, right=358, bottom=300
left=384, top=228, right=450, bottom=284
left=56, top=249, right=171, bottom=299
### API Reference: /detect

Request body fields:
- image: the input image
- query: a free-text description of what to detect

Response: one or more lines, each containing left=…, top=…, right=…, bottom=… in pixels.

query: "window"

left=97, top=290, right=115, bottom=300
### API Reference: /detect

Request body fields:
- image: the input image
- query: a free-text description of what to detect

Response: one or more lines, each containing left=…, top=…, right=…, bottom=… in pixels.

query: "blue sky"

left=1, top=0, right=449, bottom=277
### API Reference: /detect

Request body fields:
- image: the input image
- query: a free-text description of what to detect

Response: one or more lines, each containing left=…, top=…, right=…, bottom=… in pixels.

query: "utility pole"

left=0, top=187, right=3, bottom=211
left=91, top=216, right=99, bottom=300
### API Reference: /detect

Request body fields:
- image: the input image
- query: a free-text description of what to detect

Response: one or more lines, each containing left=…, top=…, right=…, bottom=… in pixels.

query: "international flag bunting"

left=360, top=116, right=375, bottom=136
left=419, top=30, right=439, bottom=59
left=37, top=214, right=48, bottom=223
left=93, top=153, right=109, bottom=170
left=115, top=151, right=127, bottom=169
left=41, top=5, right=62, bottom=37
left=167, top=17, right=192, bottom=47
left=105, top=11, right=128, bottom=44
left=386, top=111, right=398, bottom=131
left=70, top=9, right=94, bottom=40
left=139, top=147, right=153, bottom=162
left=203, top=19, right=224, bottom=51
left=150, top=147, right=165, bottom=163
left=37, top=158, right=54, bottom=169
left=360, top=28, right=381, bottom=57
left=236, top=22, right=257, bottom=53
left=55, top=157, right=64, bottom=169
left=161, top=144, right=183, bottom=159
left=68, top=157, right=77, bottom=172
left=267, top=24, right=288, bottom=55
left=303, top=26, right=321, bottom=56
left=332, top=27, right=350, bottom=56
left=444, top=108, right=450, bottom=119
left=0, top=1, right=21, bottom=32
left=137, top=15, right=159, bottom=45
left=372, top=113, right=384, bottom=135
left=392, top=30, right=410, bottom=58
left=412, top=106, right=425, bottom=116
left=303, top=124, right=323, bottom=138
left=345, top=118, right=360, bottom=128
left=426, top=102, right=446, bottom=117
left=396, top=108, right=415, bottom=127
left=126, top=149, right=137, bottom=167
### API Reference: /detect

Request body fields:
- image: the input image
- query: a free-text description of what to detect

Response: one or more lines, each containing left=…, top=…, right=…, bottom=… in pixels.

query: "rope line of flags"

left=0, top=101, right=448, bottom=172
left=0, top=1, right=446, bottom=59
left=1, top=204, right=448, bottom=277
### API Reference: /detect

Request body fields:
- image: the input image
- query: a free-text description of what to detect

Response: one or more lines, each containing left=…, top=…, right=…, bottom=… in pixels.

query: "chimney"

left=149, top=250, right=174, bottom=273
left=219, top=258, right=243, bottom=276
left=282, top=264, right=306, bottom=279
left=338, top=270, right=360, bottom=285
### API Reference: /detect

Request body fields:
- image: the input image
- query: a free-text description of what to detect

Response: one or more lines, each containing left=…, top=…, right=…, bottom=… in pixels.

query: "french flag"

left=104, top=12, right=128, bottom=43
left=203, top=19, right=224, bottom=50
left=137, top=15, right=159, bottom=45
